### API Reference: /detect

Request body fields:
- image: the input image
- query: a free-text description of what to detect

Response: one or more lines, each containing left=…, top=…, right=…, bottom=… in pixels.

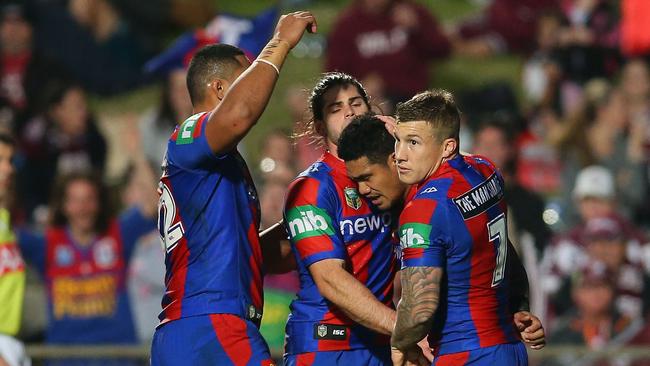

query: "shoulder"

left=170, top=112, right=209, bottom=143
left=286, top=164, right=335, bottom=207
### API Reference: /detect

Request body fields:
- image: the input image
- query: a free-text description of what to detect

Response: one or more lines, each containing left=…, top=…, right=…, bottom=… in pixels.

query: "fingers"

left=376, top=115, right=397, bottom=135
left=292, top=11, right=317, bottom=33
left=522, top=315, right=542, bottom=333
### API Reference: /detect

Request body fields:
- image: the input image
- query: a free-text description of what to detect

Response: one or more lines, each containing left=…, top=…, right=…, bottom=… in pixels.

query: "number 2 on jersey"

left=158, top=181, right=185, bottom=253
left=487, top=213, right=508, bottom=287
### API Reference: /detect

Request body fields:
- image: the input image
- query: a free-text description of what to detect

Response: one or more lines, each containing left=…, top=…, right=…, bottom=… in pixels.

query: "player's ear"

left=211, top=79, right=228, bottom=101
left=386, top=152, right=396, bottom=168
left=441, top=138, right=457, bottom=159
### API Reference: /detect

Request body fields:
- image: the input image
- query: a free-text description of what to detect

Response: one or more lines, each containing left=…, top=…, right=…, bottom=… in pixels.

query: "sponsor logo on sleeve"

left=285, top=205, right=335, bottom=241
left=399, top=223, right=431, bottom=249
left=175, top=113, right=202, bottom=145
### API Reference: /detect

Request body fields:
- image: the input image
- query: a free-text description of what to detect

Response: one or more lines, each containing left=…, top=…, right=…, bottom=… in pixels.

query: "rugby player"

left=282, top=72, right=410, bottom=365
left=150, top=12, right=316, bottom=366
left=390, top=90, right=539, bottom=365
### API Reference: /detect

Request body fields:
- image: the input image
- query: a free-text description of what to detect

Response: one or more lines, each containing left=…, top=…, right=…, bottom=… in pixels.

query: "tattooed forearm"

left=258, top=38, right=291, bottom=60
left=391, top=266, right=443, bottom=350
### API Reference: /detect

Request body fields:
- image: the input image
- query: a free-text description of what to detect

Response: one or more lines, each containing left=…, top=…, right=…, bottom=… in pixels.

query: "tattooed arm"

left=391, top=266, right=443, bottom=351
left=205, top=11, right=317, bottom=154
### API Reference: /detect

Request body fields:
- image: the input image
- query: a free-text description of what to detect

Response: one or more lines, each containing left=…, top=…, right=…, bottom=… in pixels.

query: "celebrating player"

left=390, top=90, right=537, bottom=365
left=339, top=113, right=546, bottom=361
left=150, top=12, right=317, bottom=366
left=283, top=72, right=413, bottom=365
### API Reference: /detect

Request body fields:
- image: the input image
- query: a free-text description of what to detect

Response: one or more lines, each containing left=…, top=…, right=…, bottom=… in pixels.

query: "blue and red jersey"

left=158, top=111, right=264, bottom=326
left=283, top=152, right=397, bottom=355
left=398, top=154, right=520, bottom=356
left=18, top=207, right=155, bottom=344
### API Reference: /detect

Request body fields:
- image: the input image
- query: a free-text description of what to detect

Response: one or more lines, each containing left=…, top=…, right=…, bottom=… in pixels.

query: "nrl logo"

left=344, top=187, right=362, bottom=210
left=317, top=324, right=327, bottom=338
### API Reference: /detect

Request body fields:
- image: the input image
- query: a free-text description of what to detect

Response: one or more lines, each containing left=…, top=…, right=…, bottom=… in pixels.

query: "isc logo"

left=332, top=329, right=345, bottom=336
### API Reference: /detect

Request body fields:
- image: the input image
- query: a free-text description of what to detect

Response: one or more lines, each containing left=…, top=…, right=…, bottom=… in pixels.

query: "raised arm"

left=205, top=11, right=317, bottom=154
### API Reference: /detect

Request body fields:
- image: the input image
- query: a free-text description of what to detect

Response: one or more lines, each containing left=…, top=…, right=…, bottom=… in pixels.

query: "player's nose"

left=358, top=182, right=371, bottom=195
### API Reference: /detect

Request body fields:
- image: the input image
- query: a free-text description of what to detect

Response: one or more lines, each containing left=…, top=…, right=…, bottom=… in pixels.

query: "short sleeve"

left=118, top=207, right=157, bottom=262
left=398, top=198, right=447, bottom=269
left=17, top=229, right=46, bottom=273
left=166, top=112, right=219, bottom=171
left=283, top=177, right=346, bottom=267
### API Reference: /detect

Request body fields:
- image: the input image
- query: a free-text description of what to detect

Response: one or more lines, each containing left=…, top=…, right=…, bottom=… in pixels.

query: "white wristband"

left=255, top=59, right=280, bottom=75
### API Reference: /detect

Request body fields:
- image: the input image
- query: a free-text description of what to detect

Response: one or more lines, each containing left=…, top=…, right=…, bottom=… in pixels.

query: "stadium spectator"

left=471, top=120, right=551, bottom=255
left=544, top=260, right=644, bottom=366
left=287, top=85, right=323, bottom=171
left=121, top=127, right=164, bottom=344
left=454, top=0, right=558, bottom=55
left=30, top=0, right=151, bottom=94
left=555, top=0, right=620, bottom=84
left=257, top=128, right=296, bottom=185
left=17, top=168, right=157, bottom=365
left=16, top=80, right=106, bottom=225
left=138, top=67, right=192, bottom=164
left=542, top=166, right=648, bottom=275
left=325, top=0, right=451, bottom=106
left=521, top=10, right=563, bottom=109
left=0, top=133, right=29, bottom=366
left=0, top=2, right=64, bottom=126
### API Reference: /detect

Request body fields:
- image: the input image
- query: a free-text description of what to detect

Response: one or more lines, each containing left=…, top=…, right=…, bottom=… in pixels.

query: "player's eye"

left=351, top=102, right=362, bottom=107
left=409, top=139, right=418, bottom=146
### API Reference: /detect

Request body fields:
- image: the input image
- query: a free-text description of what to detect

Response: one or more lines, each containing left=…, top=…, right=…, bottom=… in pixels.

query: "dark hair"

left=396, top=89, right=461, bottom=141
left=49, top=171, right=112, bottom=234
left=186, top=44, right=245, bottom=105
left=339, top=114, right=394, bottom=165
left=0, top=131, right=15, bottom=147
left=295, top=72, right=370, bottom=146
left=41, top=79, right=83, bottom=113
left=156, top=72, right=183, bottom=130
left=474, top=118, right=515, bottom=143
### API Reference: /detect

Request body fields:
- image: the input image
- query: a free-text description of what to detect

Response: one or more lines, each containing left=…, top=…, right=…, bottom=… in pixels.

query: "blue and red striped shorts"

left=434, top=342, right=527, bottom=366
left=284, top=347, right=391, bottom=366
left=151, top=313, right=274, bottom=366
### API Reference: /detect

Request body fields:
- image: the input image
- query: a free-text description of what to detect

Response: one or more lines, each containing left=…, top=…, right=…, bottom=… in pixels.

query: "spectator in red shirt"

left=325, top=0, right=451, bottom=108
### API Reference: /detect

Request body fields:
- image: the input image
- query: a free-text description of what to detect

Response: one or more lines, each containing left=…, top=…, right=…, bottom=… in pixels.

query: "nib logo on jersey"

left=286, top=205, right=335, bottom=240
left=399, top=223, right=431, bottom=249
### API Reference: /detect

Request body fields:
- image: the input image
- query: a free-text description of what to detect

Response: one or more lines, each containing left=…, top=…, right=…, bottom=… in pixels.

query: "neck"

left=326, top=139, right=339, bottom=157
left=70, top=226, right=95, bottom=246
left=425, top=151, right=458, bottom=181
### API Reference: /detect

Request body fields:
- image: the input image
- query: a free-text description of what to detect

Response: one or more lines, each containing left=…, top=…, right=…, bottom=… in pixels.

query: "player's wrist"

left=255, top=37, right=291, bottom=75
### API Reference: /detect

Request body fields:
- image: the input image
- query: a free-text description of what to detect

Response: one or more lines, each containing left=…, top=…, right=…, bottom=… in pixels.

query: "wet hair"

left=395, top=89, right=460, bottom=142
left=295, top=72, right=370, bottom=146
left=186, top=44, right=245, bottom=105
left=49, top=171, right=112, bottom=234
left=339, top=114, right=394, bottom=165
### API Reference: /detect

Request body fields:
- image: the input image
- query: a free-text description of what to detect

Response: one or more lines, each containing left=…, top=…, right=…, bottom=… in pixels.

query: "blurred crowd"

left=1, top=0, right=650, bottom=365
